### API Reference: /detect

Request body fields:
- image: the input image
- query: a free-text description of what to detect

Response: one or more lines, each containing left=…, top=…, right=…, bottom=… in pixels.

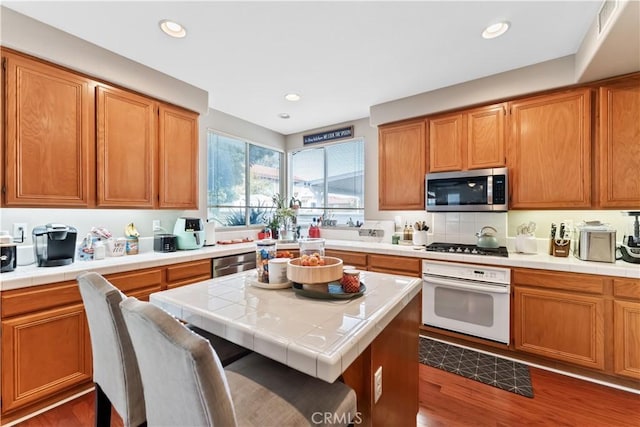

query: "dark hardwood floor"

left=11, top=364, right=640, bottom=426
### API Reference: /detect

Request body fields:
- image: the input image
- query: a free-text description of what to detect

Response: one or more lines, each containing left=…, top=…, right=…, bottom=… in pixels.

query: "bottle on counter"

left=403, top=223, right=410, bottom=240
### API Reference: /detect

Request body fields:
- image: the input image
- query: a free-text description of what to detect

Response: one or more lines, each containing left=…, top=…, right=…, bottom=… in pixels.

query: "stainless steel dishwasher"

left=212, top=252, right=256, bottom=277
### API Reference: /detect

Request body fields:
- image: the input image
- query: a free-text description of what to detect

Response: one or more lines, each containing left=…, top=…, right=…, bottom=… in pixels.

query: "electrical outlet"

left=374, top=366, right=382, bottom=403
left=152, top=220, right=161, bottom=231
left=12, top=223, right=27, bottom=241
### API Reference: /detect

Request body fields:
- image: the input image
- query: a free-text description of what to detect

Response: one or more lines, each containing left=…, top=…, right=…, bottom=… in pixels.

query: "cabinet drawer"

left=325, top=250, right=368, bottom=268
left=166, top=260, right=212, bottom=289
left=613, top=278, right=640, bottom=301
left=368, top=255, right=420, bottom=276
left=513, top=269, right=605, bottom=294
left=166, top=260, right=211, bottom=284
left=105, top=267, right=163, bottom=294
left=1, top=281, right=81, bottom=318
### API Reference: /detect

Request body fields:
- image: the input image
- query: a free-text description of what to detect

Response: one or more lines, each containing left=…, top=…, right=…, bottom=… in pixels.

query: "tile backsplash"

left=431, top=212, right=507, bottom=246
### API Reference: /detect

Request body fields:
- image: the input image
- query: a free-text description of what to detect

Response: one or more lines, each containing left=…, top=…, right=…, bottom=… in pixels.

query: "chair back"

left=77, top=272, right=146, bottom=427
left=120, top=297, right=238, bottom=427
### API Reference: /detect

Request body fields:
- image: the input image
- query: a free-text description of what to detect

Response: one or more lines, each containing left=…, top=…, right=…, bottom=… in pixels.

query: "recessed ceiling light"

left=278, top=113, right=290, bottom=119
left=159, top=19, right=187, bottom=38
left=482, top=21, right=510, bottom=39
left=285, top=93, right=301, bottom=102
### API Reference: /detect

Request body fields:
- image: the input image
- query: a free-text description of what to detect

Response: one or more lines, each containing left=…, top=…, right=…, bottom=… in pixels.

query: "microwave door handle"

left=487, top=175, right=493, bottom=205
left=423, top=275, right=510, bottom=294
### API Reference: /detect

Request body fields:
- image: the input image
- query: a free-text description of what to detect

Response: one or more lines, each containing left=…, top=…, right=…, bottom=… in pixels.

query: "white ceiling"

left=3, top=1, right=605, bottom=135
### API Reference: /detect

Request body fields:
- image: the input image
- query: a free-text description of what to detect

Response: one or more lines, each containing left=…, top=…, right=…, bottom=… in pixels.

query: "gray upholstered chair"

left=77, top=272, right=146, bottom=427
left=120, top=296, right=358, bottom=427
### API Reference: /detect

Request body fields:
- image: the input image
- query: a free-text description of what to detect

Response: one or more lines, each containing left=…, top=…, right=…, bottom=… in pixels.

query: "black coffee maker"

left=33, top=224, right=78, bottom=267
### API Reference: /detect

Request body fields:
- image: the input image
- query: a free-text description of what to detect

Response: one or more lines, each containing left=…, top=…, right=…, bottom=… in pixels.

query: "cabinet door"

left=378, top=120, right=427, bottom=210
left=1, top=304, right=92, bottom=413
left=614, top=300, right=640, bottom=379
left=4, top=53, right=92, bottom=206
left=508, top=89, right=592, bottom=208
left=513, top=287, right=604, bottom=370
left=466, top=104, right=506, bottom=170
left=158, top=104, right=199, bottom=209
left=598, top=79, right=640, bottom=208
left=96, top=85, right=156, bottom=208
left=428, top=113, right=463, bottom=172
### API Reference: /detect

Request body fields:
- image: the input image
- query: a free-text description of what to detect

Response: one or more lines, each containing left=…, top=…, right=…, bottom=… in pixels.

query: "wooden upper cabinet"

left=508, top=89, right=592, bottom=209
left=158, top=104, right=199, bottom=209
left=466, top=104, right=506, bottom=169
left=598, top=77, right=640, bottom=208
left=378, top=119, right=427, bottom=210
left=429, top=113, right=463, bottom=172
left=3, top=53, right=92, bottom=207
left=96, top=85, right=156, bottom=208
left=428, top=103, right=505, bottom=172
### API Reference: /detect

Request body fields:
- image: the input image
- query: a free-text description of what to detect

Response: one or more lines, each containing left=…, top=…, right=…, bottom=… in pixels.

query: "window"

left=290, top=139, right=364, bottom=227
left=207, top=132, right=283, bottom=226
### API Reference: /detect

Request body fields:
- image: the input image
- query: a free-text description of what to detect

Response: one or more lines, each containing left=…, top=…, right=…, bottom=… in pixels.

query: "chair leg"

left=94, top=383, right=112, bottom=427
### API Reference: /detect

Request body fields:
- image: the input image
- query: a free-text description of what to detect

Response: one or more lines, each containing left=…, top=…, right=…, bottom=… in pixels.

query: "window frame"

left=206, top=128, right=285, bottom=229
left=288, top=137, right=365, bottom=225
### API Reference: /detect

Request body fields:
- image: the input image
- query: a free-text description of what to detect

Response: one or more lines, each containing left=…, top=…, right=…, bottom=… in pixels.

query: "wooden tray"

left=292, top=282, right=366, bottom=299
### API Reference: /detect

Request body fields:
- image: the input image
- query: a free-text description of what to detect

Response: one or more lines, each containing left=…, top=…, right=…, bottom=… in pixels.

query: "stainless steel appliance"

left=618, top=211, right=640, bottom=264
left=426, top=167, right=508, bottom=212
left=422, top=260, right=511, bottom=344
left=0, top=233, right=17, bottom=273
left=425, top=242, right=509, bottom=257
left=173, top=217, right=205, bottom=250
left=32, top=224, right=77, bottom=267
left=154, top=234, right=177, bottom=253
left=212, top=252, right=256, bottom=277
left=573, top=222, right=616, bottom=263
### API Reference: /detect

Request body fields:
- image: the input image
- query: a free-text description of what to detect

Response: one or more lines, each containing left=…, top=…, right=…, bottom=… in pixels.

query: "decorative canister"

left=256, top=239, right=277, bottom=283
left=125, top=237, right=139, bottom=255
left=340, top=269, right=361, bottom=293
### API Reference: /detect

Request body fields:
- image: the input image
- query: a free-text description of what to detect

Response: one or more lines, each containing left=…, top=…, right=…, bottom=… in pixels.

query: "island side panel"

left=343, top=291, right=421, bottom=427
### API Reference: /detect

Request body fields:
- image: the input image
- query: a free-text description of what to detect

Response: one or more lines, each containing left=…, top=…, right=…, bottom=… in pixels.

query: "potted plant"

left=270, top=193, right=297, bottom=240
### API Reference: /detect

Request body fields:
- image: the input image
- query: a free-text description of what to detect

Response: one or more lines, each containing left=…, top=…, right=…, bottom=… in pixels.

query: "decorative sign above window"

left=303, top=126, right=354, bottom=145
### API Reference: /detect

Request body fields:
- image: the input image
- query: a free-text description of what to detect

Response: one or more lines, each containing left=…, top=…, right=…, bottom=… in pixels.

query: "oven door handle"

left=423, top=276, right=510, bottom=294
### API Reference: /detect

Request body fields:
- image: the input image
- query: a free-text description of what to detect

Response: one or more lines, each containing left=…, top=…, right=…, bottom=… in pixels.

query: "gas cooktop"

left=425, top=242, right=509, bottom=257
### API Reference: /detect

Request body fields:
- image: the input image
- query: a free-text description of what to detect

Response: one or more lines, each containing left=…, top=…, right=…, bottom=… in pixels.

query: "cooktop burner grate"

left=425, top=242, right=509, bottom=257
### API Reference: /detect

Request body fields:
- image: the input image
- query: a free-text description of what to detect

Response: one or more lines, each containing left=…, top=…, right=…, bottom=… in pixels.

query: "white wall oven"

left=422, top=260, right=511, bottom=344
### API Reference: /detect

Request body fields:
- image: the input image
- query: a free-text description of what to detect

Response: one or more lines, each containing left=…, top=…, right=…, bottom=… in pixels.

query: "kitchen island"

left=150, top=270, right=422, bottom=427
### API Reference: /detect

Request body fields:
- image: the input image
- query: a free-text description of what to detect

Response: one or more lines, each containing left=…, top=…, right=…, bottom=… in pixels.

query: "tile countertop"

left=149, top=270, right=423, bottom=383
left=1, top=239, right=638, bottom=291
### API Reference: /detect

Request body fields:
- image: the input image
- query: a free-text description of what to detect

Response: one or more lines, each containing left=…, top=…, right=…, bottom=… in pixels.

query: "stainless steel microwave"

left=425, top=167, right=508, bottom=212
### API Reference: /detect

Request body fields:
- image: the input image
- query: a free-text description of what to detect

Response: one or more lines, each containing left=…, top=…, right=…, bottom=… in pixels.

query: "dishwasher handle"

left=423, top=275, right=510, bottom=294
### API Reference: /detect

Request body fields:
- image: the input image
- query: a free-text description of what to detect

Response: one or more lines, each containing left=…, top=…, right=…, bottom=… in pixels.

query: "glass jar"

left=256, top=239, right=277, bottom=283
left=299, top=238, right=325, bottom=257
left=340, top=269, right=361, bottom=293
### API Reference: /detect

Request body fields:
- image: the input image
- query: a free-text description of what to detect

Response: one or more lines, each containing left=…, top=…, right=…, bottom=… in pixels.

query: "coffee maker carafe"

left=33, top=224, right=78, bottom=267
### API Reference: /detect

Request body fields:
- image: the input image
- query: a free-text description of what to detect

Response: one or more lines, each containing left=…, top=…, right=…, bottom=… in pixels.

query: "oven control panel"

left=422, top=259, right=511, bottom=285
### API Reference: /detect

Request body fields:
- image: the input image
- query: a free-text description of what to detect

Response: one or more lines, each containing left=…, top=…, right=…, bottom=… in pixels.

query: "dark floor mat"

left=420, top=336, right=534, bottom=398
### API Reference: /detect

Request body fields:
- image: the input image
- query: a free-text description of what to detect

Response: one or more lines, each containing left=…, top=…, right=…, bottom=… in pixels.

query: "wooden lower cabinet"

left=613, top=278, right=640, bottom=380
left=0, top=259, right=212, bottom=419
left=1, top=303, right=92, bottom=414
left=514, top=286, right=605, bottom=370
left=165, top=259, right=212, bottom=289
left=325, top=249, right=368, bottom=270
left=368, top=254, right=421, bottom=277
